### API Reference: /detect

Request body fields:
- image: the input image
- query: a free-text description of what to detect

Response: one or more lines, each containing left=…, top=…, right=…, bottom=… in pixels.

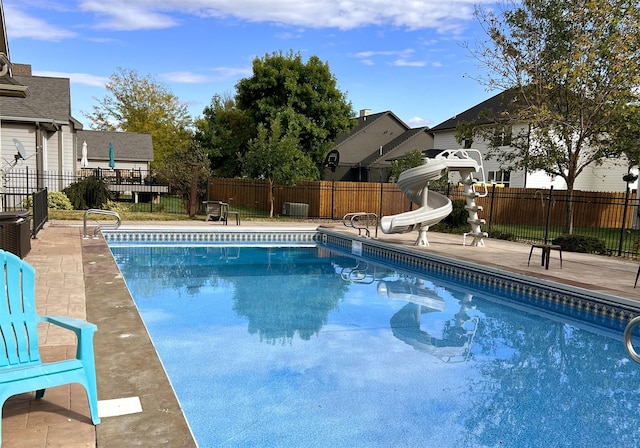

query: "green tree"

left=244, top=115, right=317, bottom=217
left=609, top=103, right=640, bottom=169
left=194, top=94, right=254, bottom=178
left=390, top=149, right=425, bottom=182
left=235, top=50, right=354, bottom=173
left=469, top=0, right=640, bottom=233
left=155, top=143, right=212, bottom=216
left=85, top=67, right=193, bottom=169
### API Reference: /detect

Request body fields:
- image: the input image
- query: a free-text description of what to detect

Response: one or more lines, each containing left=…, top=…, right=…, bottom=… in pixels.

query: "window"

left=492, top=125, right=512, bottom=147
left=487, top=170, right=511, bottom=187
left=462, top=137, right=473, bottom=149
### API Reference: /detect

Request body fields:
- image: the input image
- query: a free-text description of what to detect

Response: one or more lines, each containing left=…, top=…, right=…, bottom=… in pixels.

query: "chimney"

left=12, top=63, right=32, bottom=76
left=359, top=109, right=372, bottom=118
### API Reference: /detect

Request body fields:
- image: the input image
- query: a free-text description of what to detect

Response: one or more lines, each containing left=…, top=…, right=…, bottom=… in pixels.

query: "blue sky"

left=5, top=0, right=500, bottom=129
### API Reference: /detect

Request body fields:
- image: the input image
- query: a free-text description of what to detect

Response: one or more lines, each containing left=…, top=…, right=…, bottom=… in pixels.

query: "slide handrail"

left=83, top=209, right=121, bottom=239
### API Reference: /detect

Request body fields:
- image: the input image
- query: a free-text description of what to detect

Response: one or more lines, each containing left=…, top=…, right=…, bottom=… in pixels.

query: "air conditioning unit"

left=282, top=202, right=309, bottom=218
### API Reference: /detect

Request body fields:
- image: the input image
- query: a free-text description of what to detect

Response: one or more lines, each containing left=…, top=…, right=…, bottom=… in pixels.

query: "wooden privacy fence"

left=458, top=187, right=637, bottom=229
left=208, top=178, right=412, bottom=219
left=208, top=178, right=639, bottom=229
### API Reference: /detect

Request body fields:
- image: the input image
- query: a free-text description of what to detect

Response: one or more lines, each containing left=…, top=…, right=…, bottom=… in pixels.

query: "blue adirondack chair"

left=0, top=249, right=100, bottom=444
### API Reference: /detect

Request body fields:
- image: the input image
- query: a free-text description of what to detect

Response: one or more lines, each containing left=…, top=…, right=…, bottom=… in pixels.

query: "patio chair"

left=205, top=201, right=240, bottom=225
left=0, top=250, right=100, bottom=445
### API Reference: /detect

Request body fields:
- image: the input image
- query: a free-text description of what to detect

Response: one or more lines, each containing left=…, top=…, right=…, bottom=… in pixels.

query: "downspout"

left=58, top=128, right=63, bottom=191
left=35, top=125, right=43, bottom=190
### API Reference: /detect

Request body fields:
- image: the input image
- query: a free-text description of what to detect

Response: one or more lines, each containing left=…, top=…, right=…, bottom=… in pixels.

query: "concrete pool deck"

left=4, top=219, right=640, bottom=447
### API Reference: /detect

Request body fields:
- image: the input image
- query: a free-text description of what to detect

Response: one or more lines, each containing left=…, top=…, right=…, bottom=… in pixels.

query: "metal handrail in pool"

left=343, top=212, right=378, bottom=239
left=624, top=316, right=640, bottom=363
left=83, top=209, right=121, bottom=239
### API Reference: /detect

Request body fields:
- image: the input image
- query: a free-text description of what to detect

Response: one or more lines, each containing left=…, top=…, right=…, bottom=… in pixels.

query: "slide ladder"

left=380, top=149, right=487, bottom=246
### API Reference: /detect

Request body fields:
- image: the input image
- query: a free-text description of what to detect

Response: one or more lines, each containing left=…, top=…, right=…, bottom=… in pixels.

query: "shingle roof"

left=0, top=73, right=29, bottom=98
left=0, top=4, right=29, bottom=98
left=360, top=127, right=430, bottom=167
left=77, top=130, right=154, bottom=162
left=334, top=110, right=408, bottom=146
left=0, top=75, right=71, bottom=122
left=430, top=89, right=518, bottom=132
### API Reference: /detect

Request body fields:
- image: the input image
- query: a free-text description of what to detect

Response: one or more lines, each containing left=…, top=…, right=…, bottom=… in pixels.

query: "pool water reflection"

left=110, top=245, right=640, bottom=447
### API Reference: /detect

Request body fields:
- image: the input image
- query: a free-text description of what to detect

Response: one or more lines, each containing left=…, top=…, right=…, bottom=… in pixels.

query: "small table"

left=528, top=244, right=562, bottom=270
left=227, top=211, right=240, bottom=226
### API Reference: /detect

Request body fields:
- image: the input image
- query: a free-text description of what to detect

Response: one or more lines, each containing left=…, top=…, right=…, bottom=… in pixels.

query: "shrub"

left=47, top=191, right=74, bottom=210
left=22, top=191, right=73, bottom=210
left=63, top=177, right=112, bottom=210
left=103, top=200, right=130, bottom=214
left=441, top=200, right=468, bottom=229
left=551, top=234, right=608, bottom=254
left=488, top=230, right=517, bottom=241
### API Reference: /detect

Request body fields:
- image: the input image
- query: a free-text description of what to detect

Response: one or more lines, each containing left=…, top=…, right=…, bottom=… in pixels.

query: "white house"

left=430, top=90, right=635, bottom=192
left=0, top=63, right=81, bottom=191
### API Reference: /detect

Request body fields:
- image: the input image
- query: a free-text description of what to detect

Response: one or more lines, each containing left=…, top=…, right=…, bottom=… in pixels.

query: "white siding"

left=1, top=123, right=36, bottom=170
left=433, top=128, right=529, bottom=187
left=45, top=131, right=58, bottom=172
left=62, top=125, right=75, bottom=172
left=574, top=159, right=629, bottom=193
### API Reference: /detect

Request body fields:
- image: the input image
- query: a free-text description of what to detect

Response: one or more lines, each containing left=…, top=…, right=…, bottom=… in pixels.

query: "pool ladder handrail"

left=624, top=316, right=640, bottom=363
left=343, top=212, right=378, bottom=239
left=83, top=209, right=121, bottom=239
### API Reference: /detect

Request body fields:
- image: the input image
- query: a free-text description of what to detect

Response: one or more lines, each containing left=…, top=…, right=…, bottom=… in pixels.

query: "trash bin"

left=0, top=211, right=31, bottom=259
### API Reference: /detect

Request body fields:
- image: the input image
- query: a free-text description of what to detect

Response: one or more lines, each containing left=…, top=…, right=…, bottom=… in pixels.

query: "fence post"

left=379, top=182, right=384, bottom=219
left=543, top=186, right=554, bottom=245
left=188, top=163, right=198, bottom=218
left=331, top=179, right=335, bottom=220
left=618, top=185, right=630, bottom=256
left=488, top=183, right=496, bottom=231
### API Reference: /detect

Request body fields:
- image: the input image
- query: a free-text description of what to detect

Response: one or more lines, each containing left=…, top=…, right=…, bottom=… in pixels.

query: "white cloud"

left=407, top=116, right=431, bottom=127
left=392, top=59, right=427, bottom=67
left=79, top=1, right=178, bottom=31
left=76, top=0, right=492, bottom=33
left=353, top=49, right=426, bottom=67
left=32, top=71, right=109, bottom=87
left=4, top=4, right=76, bottom=41
left=209, top=66, right=253, bottom=80
left=159, top=66, right=252, bottom=84
left=160, top=71, right=211, bottom=84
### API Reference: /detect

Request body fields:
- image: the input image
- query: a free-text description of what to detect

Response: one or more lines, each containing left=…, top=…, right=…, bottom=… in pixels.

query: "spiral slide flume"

left=380, top=150, right=484, bottom=246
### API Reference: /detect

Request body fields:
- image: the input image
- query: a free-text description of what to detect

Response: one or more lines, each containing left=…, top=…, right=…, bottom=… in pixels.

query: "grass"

left=487, top=223, right=640, bottom=257
left=49, top=209, right=195, bottom=221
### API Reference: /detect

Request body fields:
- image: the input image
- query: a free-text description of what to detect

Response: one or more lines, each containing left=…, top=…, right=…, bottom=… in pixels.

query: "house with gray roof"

left=77, top=130, right=154, bottom=171
left=0, top=0, right=153, bottom=196
left=0, top=63, right=82, bottom=191
left=430, top=89, right=635, bottom=192
left=331, top=109, right=434, bottom=182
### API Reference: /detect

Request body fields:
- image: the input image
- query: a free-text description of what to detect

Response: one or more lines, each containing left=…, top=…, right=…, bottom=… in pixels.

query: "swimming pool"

left=106, top=230, right=640, bottom=447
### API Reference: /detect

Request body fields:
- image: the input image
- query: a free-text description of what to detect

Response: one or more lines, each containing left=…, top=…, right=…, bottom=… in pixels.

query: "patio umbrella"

left=108, top=141, right=115, bottom=169
left=81, top=141, right=89, bottom=168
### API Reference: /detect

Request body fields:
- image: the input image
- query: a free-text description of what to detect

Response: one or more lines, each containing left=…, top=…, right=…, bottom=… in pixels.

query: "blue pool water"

left=110, top=245, right=640, bottom=447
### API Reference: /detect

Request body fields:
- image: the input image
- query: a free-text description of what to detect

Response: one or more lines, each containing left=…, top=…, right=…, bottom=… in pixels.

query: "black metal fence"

left=32, top=189, right=48, bottom=237
left=3, top=168, right=189, bottom=215
left=444, top=184, right=640, bottom=258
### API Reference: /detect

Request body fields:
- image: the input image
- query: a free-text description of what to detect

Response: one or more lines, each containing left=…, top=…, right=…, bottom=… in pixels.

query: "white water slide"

left=380, top=149, right=487, bottom=246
